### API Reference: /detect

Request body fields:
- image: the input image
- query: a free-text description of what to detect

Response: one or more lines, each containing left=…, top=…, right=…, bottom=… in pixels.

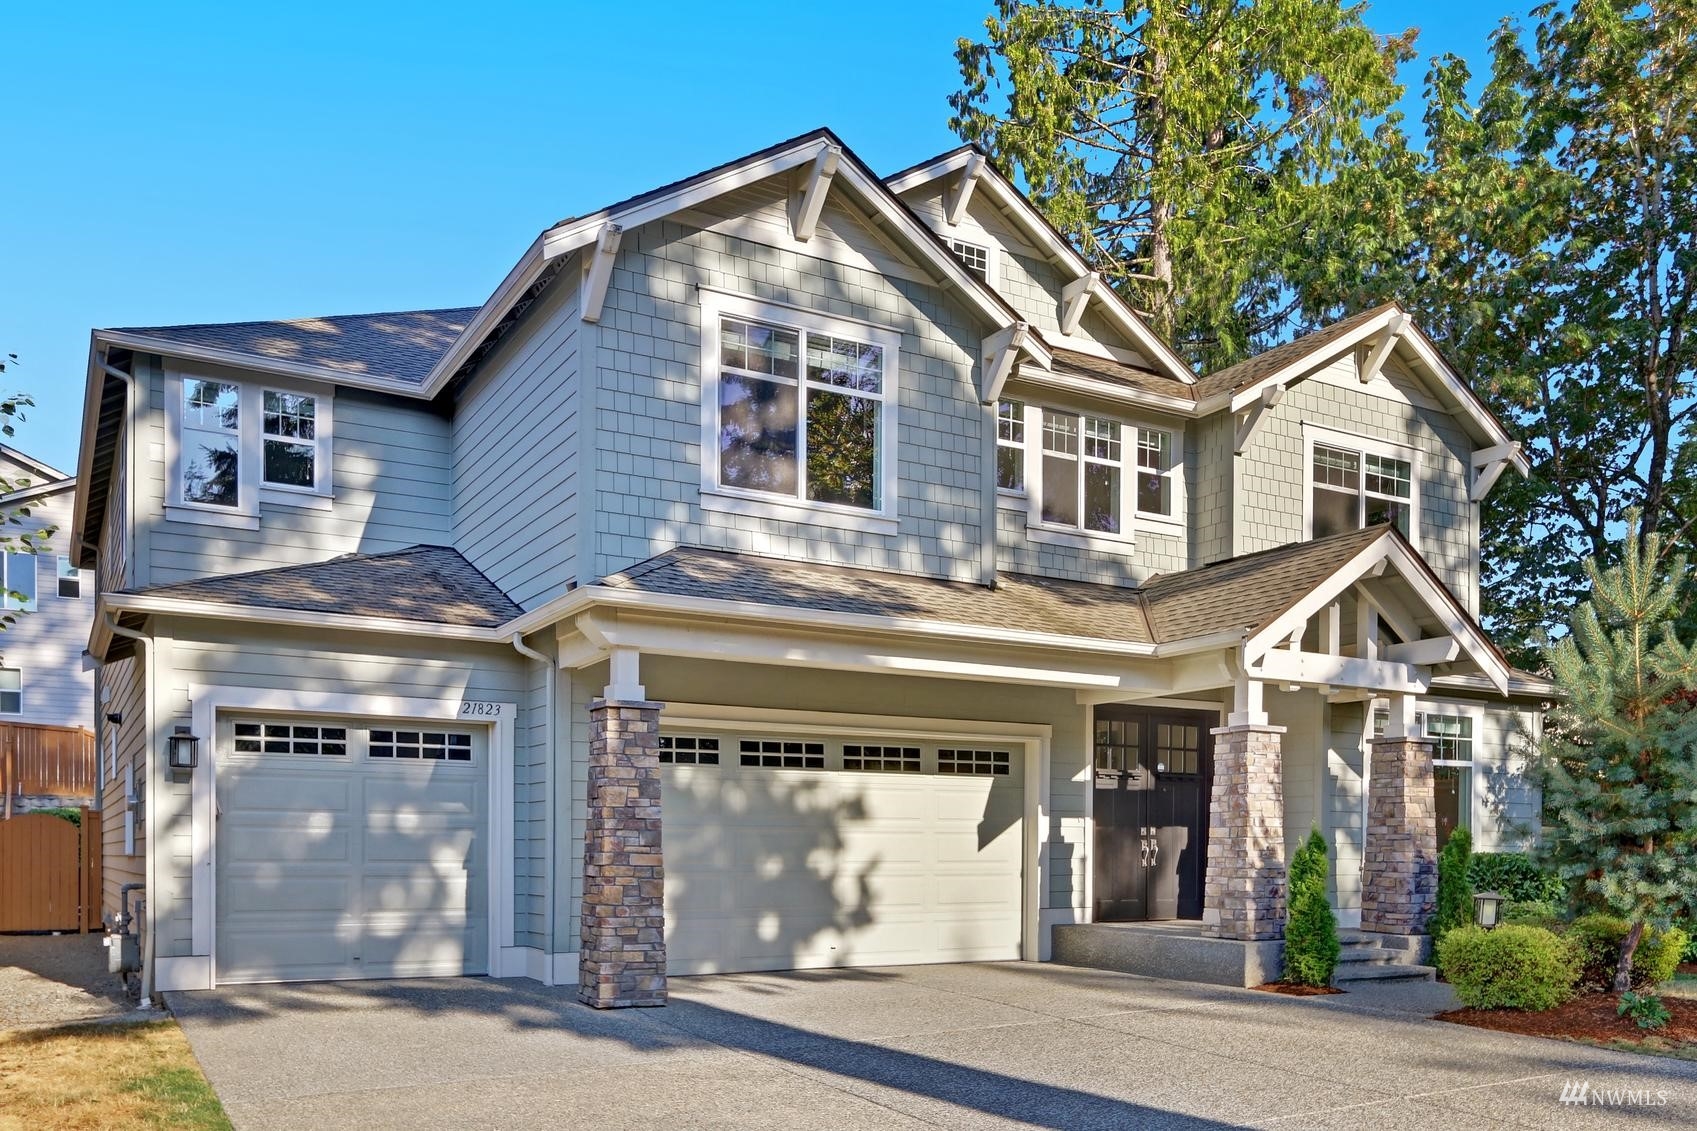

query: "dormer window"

left=1305, top=426, right=1418, bottom=545
left=166, top=370, right=334, bottom=526
left=699, top=290, right=900, bottom=531
left=949, top=239, right=991, bottom=283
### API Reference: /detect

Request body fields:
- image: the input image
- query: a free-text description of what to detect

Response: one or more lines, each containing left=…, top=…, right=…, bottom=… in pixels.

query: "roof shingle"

left=1190, top=304, right=1397, bottom=401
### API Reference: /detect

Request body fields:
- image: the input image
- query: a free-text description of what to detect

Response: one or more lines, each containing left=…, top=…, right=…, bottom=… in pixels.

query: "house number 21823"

left=460, top=701, right=506, bottom=718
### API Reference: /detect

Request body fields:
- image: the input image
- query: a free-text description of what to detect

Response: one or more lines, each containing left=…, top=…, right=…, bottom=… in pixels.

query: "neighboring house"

left=71, top=128, right=1550, bottom=1005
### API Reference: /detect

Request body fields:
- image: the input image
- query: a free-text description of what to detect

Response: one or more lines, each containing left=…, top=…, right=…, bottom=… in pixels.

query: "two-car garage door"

left=215, top=719, right=488, bottom=984
left=660, top=731, right=1027, bottom=975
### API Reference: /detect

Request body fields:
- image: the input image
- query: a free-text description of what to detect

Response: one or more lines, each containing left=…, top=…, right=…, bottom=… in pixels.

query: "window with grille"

left=739, top=739, right=826, bottom=769
left=1311, top=439, right=1414, bottom=540
left=234, top=722, right=347, bottom=756
left=937, top=748, right=1012, bottom=775
left=369, top=729, right=473, bottom=761
left=949, top=239, right=990, bottom=281
left=842, top=745, right=921, bottom=772
left=996, top=399, right=1025, bottom=492
left=1154, top=722, right=1200, bottom=775
left=659, top=735, right=721, bottom=765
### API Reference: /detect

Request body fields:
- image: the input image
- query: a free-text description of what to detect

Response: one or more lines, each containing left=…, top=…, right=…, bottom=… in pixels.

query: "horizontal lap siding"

left=1, top=487, right=96, bottom=729
left=142, top=362, right=453, bottom=586
left=98, top=655, right=145, bottom=923
left=452, top=272, right=583, bottom=609
left=589, top=211, right=986, bottom=584
left=1324, top=701, right=1368, bottom=914
left=151, top=620, right=526, bottom=959
left=1474, top=702, right=1541, bottom=852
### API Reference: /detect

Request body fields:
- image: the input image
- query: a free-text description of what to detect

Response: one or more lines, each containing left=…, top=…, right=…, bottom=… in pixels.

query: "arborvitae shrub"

left=1428, top=827, right=1475, bottom=942
left=1283, top=827, right=1341, bottom=987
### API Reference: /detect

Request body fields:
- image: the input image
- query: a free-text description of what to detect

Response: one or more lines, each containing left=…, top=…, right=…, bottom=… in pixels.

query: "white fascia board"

left=101, top=592, right=507, bottom=644
left=1011, top=366, right=1198, bottom=418
left=414, top=234, right=548, bottom=395
left=1396, top=325, right=1529, bottom=471
left=1226, top=308, right=1401, bottom=415
left=0, top=478, right=76, bottom=506
left=0, top=444, right=71, bottom=482
left=92, top=331, right=432, bottom=400
left=1432, top=671, right=1562, bottom=699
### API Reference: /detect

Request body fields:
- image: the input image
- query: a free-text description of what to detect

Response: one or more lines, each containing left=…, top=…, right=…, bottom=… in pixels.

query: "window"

left=702, top=292, right=899, bottom=525
left=1, top=553, right=36, bottom=612
left=262, top=391, right=318, bottom=489
left=168, top=373, right=333, bottom=519
left=949, top=239, right=990, bottom=282
left=739, top=739, right=825, bottom=769
left=235, top=722, right=347, bottom=756
left=0, top=669, right=18, bottom=714
left=1373, top=705, right=1473, bottom=849
left=996, top=399, right=1025, bottom=491
left=937, top=748, right=1011, bottom=776
left=1154, top=722, right=1200, bottom=775
left=658, top=735, right=720, bottom=765
left=369, top=729, right=472, bottom=761
left=842, top=745, right=921, bottom=773
left=57, top=555, right=85, bottom=599
left=1137, top=429, right=1177, bottom=517
left=1311, top=439, right=1413, bottom=540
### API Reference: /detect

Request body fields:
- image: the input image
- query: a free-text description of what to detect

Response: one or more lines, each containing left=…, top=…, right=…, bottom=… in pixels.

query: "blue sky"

left=3, top=1, right=1534, bottom=473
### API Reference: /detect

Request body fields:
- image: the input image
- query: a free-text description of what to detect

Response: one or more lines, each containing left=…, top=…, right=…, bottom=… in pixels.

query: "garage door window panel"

left=740, top=739, right=825, bottom=769
left=842, top=745, right=922, bottom=773
left=659, top=735, right=720, bottom=765
left=369, top=729, right=473, bottom=762
left=937, top=748, right=1012, bottom=775
left=233, top=721, right=347, bottom=757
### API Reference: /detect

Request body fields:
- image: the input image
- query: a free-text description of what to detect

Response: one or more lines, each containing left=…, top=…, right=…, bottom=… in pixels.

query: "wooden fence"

left=0, top=722, right=97, bottom=818
left=0, top=807, right=101, bottom=932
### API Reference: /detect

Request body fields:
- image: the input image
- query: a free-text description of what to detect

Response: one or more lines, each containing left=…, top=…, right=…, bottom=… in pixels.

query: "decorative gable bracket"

left=980, top=322, right=1034, bottom=404
left=1233, top=383, right=1285, bottom=454
left=1469, top=440, right=1524, bottom=501
left=789, top=145, right=842, bottom=243
left=943, top=152, right=986, bottom=227
left=1356, top=312, right=1410, bottom=384
left=580, top=223, right=624, bottom=325
left=1060, top=273, right=1098, bottom=337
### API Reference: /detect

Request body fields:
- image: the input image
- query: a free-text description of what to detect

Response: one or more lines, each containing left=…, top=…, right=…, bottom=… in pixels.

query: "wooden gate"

left=0, top=808, right=101, bottom=932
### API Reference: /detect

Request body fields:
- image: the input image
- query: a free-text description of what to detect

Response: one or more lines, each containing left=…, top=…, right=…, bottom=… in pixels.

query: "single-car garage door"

left=661, top=731, right=1025, bottom=975
left=216, top=718, right=488, bottom=984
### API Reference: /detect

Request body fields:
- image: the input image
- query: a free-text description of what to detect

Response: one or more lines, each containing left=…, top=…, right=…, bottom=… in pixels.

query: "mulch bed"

left=1253, top=982, right=1344, bottom=996
left=1678, top=963, right=1697, bottom=977
left=1439, top=991, right=1697, bottom=1051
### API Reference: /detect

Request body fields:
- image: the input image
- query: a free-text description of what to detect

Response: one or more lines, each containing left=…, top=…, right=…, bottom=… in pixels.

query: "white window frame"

left=947, top=238, right=996, bottom=287
left=1016, top=403, right=1184, bottom=548
left=698, top=289, right=901, bottom=536
left=56, top=554, right=88, bottom=600
left=1303, top=423, right=1421, bottom=549
left=0, top=667, right=19, bottom=714
left=165, top=367, right=335, bottom=528
left=1, top=553, right=37, bottom=612
left=1369, top=697, right=1482, bottom=840
left=995, top=398, right=1027, bottom=497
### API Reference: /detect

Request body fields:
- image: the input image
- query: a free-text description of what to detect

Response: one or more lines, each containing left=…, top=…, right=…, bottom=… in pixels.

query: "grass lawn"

left=0, top=1021, right=231, bottom=1130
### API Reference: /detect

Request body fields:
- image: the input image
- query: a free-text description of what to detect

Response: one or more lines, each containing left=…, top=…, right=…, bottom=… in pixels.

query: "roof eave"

left=90, top=330, right=432, bottom=398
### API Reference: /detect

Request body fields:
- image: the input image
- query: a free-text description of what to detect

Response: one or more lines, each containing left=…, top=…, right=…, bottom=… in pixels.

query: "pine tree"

left=1428, top=827, right=1474, bottom=943
left=1283, top=826, right=1340, bottom=987
left=1537, top=511, right=1697, bottom=991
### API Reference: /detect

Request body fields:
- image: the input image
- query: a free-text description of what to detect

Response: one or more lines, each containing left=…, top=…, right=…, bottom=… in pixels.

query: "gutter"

left=102, top=611, right=157, bottom=1009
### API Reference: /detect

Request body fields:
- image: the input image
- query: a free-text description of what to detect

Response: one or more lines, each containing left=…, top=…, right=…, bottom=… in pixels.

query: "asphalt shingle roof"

left=124, top=545, right=522, bottom=627
left=1190, top=304, right=1397, bottom=401
left=600, top=527, right=1398, bottom=646
left=112, top=308, right=479, bottom=386
left=1047, top=347, right=1192, bottom=401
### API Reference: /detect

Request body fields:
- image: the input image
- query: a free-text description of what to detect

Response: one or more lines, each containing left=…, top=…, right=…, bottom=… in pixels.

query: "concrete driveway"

left=170, top=962, right=1697, bottom=1130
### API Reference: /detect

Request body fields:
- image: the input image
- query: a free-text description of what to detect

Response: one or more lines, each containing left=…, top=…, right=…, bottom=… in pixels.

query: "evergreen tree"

left=1428, top=827, right=1475, bottom=943
left=1537, top=512, right=1697, bottom=991
left=1284, top=826, right=1340, bottom=987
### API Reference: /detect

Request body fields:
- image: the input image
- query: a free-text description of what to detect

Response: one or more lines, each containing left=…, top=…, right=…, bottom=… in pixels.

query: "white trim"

left=96, top=329, right=423, bottom=398
left=162, top=504, right=260, bottom=531
left=1013, top=365, right=1199, bottom=417
left=697, top=287, right=901, bottom=523
left=699, top=488, right=900, bottom=536
left=187, top=685, right=516, bottom=988
left=258, top=384, right=334, bottom=497
left=1301, top=423, right=1423, bottom=551
left=153, top=955, right=213, bottom=993
left=661, top=701, right=1050, bottom=964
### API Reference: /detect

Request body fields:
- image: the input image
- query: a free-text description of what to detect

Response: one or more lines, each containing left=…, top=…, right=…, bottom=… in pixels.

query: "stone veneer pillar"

left=1203, top=723, right=1287, bottom=941
left=579, top=698, right=667, bottom=1008
left=1360, top=736, right=1439, bottom=935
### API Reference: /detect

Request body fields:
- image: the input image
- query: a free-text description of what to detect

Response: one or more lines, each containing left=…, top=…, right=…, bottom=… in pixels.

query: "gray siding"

left=1192, top=413, right=1235, bottom=567
left=0, top=484, right=96, bottom=729
left=1469, top=700, right=1542, bottom=852
left=97, top=653, right=145, bottom=923
left=452, top=271, right=583, bottom=609
left=141, top=359, right=453, bottom=586
left=1323, top=700, right=1369, bottom=914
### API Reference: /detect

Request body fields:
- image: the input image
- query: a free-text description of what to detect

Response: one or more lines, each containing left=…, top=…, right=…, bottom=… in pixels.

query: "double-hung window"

left=996, top=399, right=1026, bottom=492
left=169, top=372, right=333, bottom=522
left=1015, top=404, right=1180, bottom=540
left=702, top=292, right=898, bottom=525
left=1, top=552, right=37, bottom=612
left=1309, top=429, right=1416, bottom=542
left=0, top=669, right=19, bottom=714
left=57, top=555, right=87, bottom=599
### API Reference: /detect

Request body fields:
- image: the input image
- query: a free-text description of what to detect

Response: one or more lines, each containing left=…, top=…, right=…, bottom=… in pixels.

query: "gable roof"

left=100, top=307, right=479, bottom=391
left=115, top=545, right=522, bottom=628
left=1190, top=305, right=1397, bottom=401
left=0, top=444, right=70, bottom=483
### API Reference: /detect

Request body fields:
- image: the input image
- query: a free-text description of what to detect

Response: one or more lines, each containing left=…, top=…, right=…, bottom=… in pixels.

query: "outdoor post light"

left=1473, top=890, right=1504, bottom=930
left=167, top=727, right=200, bottom=771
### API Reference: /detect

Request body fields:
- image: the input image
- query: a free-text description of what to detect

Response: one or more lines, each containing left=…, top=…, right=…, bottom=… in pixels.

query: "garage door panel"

left=222, top=773, right=351, bottom=815
left=219, top=873, right=353, bottom=914
left=363, top=776, right=481, bottom=815
left=222, top=822, right=355, bottom=865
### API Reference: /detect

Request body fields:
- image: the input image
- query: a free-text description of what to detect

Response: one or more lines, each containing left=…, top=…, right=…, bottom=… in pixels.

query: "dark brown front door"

left=1092, top=707, right=1214, bottom=922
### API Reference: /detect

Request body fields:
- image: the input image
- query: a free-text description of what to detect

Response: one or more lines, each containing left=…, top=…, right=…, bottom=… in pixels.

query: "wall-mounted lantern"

left=167, top=727, right=200, bottom=771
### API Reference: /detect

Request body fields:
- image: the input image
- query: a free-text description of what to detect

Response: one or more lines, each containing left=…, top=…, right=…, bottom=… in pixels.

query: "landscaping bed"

left=1253, top=982, right=1344, bottom=996
left=1439, top=991, right=1697, bottom=1059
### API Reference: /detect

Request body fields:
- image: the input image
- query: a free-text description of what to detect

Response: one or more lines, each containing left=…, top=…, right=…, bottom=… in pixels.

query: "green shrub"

left=35, top=806, right=81, bottom=826
left=1283, top=826, right=1340, bottom=987
left=1436, top=924, right=1580, bottom=1011
left=1502, top=899, right=1563, bottom=929
left=1567, top=914, right=1687, bottom=990
left=1683, top=925, right=1697, bottom=965
left=1618, top=991, right=1672, bottom=1031
left=1468, top=852, right=1565, bottom=904
left=1429, top=827, right=1474, bottom=942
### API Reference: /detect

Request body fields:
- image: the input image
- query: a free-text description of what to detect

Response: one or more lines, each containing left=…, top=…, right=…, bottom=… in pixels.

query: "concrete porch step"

left=1337, top=947, right=1427, bottom=968
left=1334, top=963, right=1438, bottom=984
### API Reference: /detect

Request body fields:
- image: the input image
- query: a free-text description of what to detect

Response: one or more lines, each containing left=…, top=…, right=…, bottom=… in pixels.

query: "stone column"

left=1360, top=736, right=1439, bottom=935
left=1203, top=723, right=1287, bottom=941
left=579, top=698, right=667, bottom=1008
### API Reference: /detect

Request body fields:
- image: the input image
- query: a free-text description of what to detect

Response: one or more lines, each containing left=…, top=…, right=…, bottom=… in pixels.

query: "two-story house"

left=72, top=128, right=1550, bottom=1006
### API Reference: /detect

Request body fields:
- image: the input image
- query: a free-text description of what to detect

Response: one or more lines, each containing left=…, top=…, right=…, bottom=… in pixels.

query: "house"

left=71, top=128, right=1551, bottom=1006
left=0, top=445, right=96, bottom=814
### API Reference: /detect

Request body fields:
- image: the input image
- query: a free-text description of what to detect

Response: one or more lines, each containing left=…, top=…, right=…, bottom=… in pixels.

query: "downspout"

left=103, top=611, right=156, bottom=1008
left=509, top=632, right=555, bottom=984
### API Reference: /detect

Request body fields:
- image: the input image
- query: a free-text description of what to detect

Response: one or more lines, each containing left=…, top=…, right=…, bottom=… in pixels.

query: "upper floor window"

left=998, top=400, right=1180, bottom=541
left=1, top=552, right=37, bottom=612
left=949, top=239, right=991, bottom=283
left=56, top=555, right=86, bottom=599
left=168, top=372, right=333, bottom=523
left=700, top=291, right=899, bottom=527
left=1307, top=428, right=1417, bottom=544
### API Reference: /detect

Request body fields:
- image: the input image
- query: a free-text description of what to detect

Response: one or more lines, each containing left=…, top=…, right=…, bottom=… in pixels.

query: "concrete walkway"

left=170, top=962, right=1697, bottom=1130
